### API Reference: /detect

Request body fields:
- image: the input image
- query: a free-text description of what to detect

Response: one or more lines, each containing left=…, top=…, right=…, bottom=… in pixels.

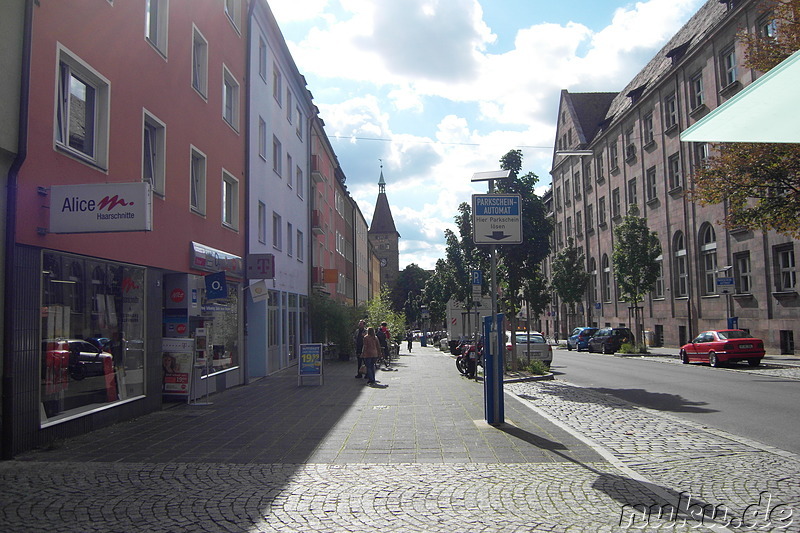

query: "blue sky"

left=269, top=0, right=707, bottom=270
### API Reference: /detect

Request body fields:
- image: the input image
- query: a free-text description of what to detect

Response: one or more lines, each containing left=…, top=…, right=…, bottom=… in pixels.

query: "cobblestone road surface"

left=1, top=344, right=797, bottom=532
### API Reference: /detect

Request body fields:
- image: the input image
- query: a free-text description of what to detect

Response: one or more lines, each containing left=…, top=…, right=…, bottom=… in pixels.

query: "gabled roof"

left=564, top=91, right=617, bottom=146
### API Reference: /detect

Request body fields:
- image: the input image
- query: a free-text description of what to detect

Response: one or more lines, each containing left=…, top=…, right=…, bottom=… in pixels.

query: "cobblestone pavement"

left=1, top=344, right=797, bottom=532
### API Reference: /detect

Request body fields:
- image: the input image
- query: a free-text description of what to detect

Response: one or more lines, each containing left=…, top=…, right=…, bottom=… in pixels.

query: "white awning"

left=681, top=49, right=800, bottom=143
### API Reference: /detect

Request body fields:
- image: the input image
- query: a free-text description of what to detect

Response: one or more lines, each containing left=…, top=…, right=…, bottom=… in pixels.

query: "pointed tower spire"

left=378, top=159, right=386, bottom=194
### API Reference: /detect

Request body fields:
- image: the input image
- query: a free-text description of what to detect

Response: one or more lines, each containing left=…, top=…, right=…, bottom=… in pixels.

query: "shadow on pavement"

left=588, top=388, right=716, bottom=414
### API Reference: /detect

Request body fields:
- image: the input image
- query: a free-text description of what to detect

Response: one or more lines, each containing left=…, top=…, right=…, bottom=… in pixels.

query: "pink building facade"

left=5, top=0, right=248, bottom=455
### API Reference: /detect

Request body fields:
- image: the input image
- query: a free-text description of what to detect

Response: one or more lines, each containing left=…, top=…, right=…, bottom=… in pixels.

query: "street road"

left=549, top=348, right=800, bottom=455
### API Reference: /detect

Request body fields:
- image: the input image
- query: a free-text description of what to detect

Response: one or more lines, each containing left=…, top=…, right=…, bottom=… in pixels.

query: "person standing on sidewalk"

left=362, top=327, right=381, bottom=386
left=377, top=322, right=391, bottom=369
left=354, top=319, right=366, bottom=378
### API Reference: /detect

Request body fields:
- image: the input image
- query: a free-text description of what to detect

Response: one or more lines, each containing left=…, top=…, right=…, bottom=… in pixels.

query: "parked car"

left=506, top=332, right=552, bottom=365
left=586, top=327, right=634, bottom=354
left=567, top=327, right=598, bottom=351
left=679, top=330, right=765, bottom=367
left=43, top=339, right=115, bottom=380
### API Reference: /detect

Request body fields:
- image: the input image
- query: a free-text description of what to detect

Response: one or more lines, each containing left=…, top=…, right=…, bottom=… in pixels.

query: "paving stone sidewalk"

left=0, top=344, right=797, bottom=532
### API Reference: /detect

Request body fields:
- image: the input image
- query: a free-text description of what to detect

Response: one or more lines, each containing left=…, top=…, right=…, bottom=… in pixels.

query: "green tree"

left=612, top=205, right=662, bottom=349
left=309, top=292, right=360, bottom=354
left=422, top=259, right=451, bottom=330
left=691, top=0, right=800, bottom=237
left=551, top=238, right=590, bottom=335
left=391, top=263, right=431, bottom=316
left=365, top=286, right=405, bottom=343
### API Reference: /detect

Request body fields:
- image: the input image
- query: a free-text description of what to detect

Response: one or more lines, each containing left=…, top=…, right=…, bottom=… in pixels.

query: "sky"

left=268, top=0, right=707, bottom=270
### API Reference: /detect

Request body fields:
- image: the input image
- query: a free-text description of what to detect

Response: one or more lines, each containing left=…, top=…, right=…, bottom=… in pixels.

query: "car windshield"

left=717, top=330, right=750, bottom=340
left=514, top=334, right=546, bottom=344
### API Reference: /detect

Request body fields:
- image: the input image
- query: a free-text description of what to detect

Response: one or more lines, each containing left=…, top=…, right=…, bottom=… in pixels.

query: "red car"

left=679, top=330, right=765, bottom=368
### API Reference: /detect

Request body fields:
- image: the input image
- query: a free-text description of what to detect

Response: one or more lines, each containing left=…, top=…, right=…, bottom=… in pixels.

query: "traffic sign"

left=472, top=194, right=522, bottom=244
left=716, top=276, right=734, bottom=294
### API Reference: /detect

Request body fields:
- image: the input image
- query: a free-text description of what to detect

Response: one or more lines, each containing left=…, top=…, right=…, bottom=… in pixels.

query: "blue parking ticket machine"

left=483, top=313, right=505, bottom=426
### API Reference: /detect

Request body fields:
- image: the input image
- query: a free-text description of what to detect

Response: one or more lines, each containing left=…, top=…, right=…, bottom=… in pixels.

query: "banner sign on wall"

left=191, top=242, right=244, bottom=278
left=50, top=182, right=152, bottom=233
left=205, top=271, right=227, bottom=300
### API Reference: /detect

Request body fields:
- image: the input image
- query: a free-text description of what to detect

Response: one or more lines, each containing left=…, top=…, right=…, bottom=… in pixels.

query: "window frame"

left=222, top=170, right=239, bottom=230
left=258, top=201, right=267, bottom=244
left=664, top=94, right=678, bottom=129
left=734, top=252, right=752, bottom=294
left=700, top=225, right=717, bottom=295
left=776, top=245, right=797, bottom=291
left=272, top=136, right=282, bottom=176
left=189, top=146, right=207, bottom=215
left=689, top=71, right=705, bottom=110
left=645, top=166, right=657, bottom=203
left=55, top=47, right=111, bottom=169
left=145, top=0, right=169, bottom=57
left=668, top=153, right=682, bottom=191
left=720, top=45, right=737, bottom=88
left=258, top=117, right=267, bottom=160
left=258, top=36, right=267, bottom=82
left=222, top=65, right=240, bottom=131
left=142, top=110, right=166, bottom=197
left=674, top=232, right=688, bottom=297
left=192, top=25, right=208, bottom=98
left=272, top=212, right=282, bottom=251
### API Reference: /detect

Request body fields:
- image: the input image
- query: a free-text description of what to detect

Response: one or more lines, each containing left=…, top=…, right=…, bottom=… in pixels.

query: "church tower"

left=368, top=165, right=400, bottom=291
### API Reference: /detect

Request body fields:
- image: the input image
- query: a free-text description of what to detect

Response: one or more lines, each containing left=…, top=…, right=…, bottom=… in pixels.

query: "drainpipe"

left=3, top=0, right=33, bottom=459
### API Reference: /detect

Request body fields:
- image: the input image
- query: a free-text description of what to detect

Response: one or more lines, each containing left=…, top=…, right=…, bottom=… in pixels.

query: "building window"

left=224, top=0, right=241, bottom=31
left=286, top=154, right=293, bottom=187
left=694, top=143, right=709, bottom=166
left=720, top=45, right=737, bottom=87
left=598, top=196, right=607, bottom=227
left=296, top=106, right=303, bottom=139
left=222, top=171, right=238, bottom=230
left=296, top=166, right=303, bottom=198
left=759, top=15, right=778, bottom=40
left=258, top=202, right=266, bottom=244
left=627, top=178, right=637, bottom=208
left=258, top=117, right=267, bottom=160
left=142, top=111, right=166, bottom=196
left=602, top=254, right=612, bottom=303
left=611, top=188, right=621, bottom=219
left=297, top=230, right=304, bottom=262
left=145, top=0, right=168, bottom=56
left=664, top=94, right=678, bottom=129
left=668, top=153, right=681, bottom=190
left=557, top=222, right=563, bottom=246
left=55, top=49, right=110, bottom=167
left=192, top=26, right=208, bottom=97
left=735, top=252, right=751, bottom=294
left=646, top=166, right=657, bottom=203
left=222, top=66, right=240, bottom=130
left=674, top=231, right=688, bottom=297
left=287, top=223, right=293, bottom=257
left=775, top=245, right=797, bottom=291
left=609, top=140, right=619, bottom=171
left=576, top=211, right=583, bottom=237
left=654, top=257, right=665, bottom=299
left=555, top=186, right=562, bottom=210
left=258, top=37, right=267, bottom=82
left=286, top=89, right=293, bottom=122
left=273, top=65, right=282, bottom=106
left=273, top=136, right=282, bottom=176
left=700, top=225, right=717, bottom=295
left=566, top=216, right=572, bottom=238
left=596, top=153, right=605, bottom=181
left=643, top=112, right=654, bottom=145
left=589, top=257, right=598, bottom=303
left=564, top=179, right=571, bottom=205
left=190, top=147, right=207, bottom=215
left=624, top=126, right=636, bottom=161
left=273, top=212, right=282, bottom=250
left=584, top=161, right=592, bottom=186
left=573, top=172, right=581, bottom=197
left=689, top=71, right=704, bottom=109
left=586, top=204, right=594, bottom=233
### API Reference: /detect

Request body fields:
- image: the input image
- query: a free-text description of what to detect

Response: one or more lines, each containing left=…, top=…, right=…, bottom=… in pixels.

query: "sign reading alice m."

left=50, top=182, right=152, bottom=233
left=472, top=194, right=522, bottom=244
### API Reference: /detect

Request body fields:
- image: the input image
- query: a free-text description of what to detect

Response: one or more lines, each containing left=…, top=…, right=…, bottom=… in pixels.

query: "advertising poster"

left=162, top=338, right=195, bottom=400
left=299, top=344, right=323, bottom=386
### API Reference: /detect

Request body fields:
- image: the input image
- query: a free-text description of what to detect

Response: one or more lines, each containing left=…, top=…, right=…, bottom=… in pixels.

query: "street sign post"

left=471, top=194, right=522, bottom=244
left=716, top=277, right=735, bottom=294
left=472, top=269, right=482, bottom=301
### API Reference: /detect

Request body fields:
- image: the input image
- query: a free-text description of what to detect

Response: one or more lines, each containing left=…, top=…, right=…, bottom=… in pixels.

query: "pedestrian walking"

left=377, top=322, right=391, bottom=369
left=406, top=330, right=413, bottom=352
left=354, top=319, right=366, bottom=378
left=362, top=327, right=381, bottom=386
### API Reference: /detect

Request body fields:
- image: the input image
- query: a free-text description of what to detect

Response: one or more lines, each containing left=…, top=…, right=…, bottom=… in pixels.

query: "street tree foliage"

left=550, top=238, right=589, bottom=332
left=493, top=149, right=553, bottom=352
left=364, top=286, right=405, bottom=341
left=612, top=205, right=662, bottom=346
left=309, top=291, right=361, bottom=353
left=444, top=202, right=491, bottom=307
left=691, top=0, right=800, bottom=238
left=422, top=259, right=452, bottom=330
left=390, top=263, right=431, bottom=317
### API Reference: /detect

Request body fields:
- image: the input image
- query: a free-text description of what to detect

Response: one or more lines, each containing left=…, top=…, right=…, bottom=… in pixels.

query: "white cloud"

left=280, top=0, right=706, bottom=269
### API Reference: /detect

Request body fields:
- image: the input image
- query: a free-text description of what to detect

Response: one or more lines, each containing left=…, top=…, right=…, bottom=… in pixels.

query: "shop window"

left=41, top=252, right=146, bottom=424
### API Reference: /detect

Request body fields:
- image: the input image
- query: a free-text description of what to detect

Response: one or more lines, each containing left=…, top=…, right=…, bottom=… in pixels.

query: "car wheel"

left=709, top=352, right=721, bottom=368
left=602, top=344, right=612, bottom=355
left=680, top=350, right=689, bottom=364
left=567, top=343, right=572, bottom=351
left=748, top=358, right=761, bottom=367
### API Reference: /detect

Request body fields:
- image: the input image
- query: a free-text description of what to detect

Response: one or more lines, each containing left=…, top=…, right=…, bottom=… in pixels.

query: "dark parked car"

left=567, top=327, right=598, bottom=351
left=43, top=339, right=114, bottom=380
left=679, top=330, right=765, bottom=367
left=587, top=327, right=634, bottom=354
